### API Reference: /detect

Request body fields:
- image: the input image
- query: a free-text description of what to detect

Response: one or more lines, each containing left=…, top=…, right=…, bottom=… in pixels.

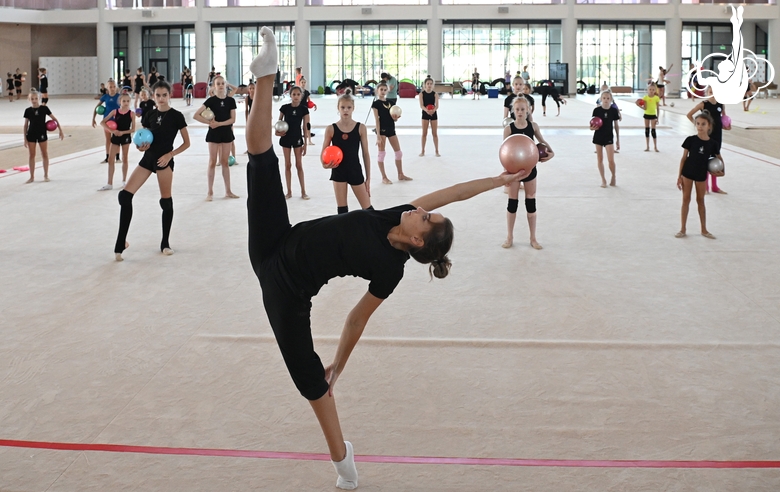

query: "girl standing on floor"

left=656, top=66, right=671, bottom=106
left=138, top=87, right=155, bottom=116
left=121, top=70, right=132, bottom=94
left=114, top=80, right=189, bottom=261
left=471, top=68, right=480, bottom=100
left=372, top=81, right=411, bottom=183
left=276, top=85, right=310, bottom=199
left=244, top=81, right=254, bottom=122
left=23, top=90, right=64, bottom=183
left=640, top=83, right=661, bottom=152
left=92, top=79, right=121, bottom=164
left=7, top=73, right=15, bottom=102
left=183, top=69, right=194, bottom=106
left=147, top=67, right=158, bottom=91
left=133, top=67, right=145, bottom=109
left=321, top=89, right=372, bottom=214
left=419, top=75, right=440, bottom=158
left=686, top=86, right=730, bottom=194
left=38, top=68, right=48, bottom=105
left=194, top=75, right=239, bottom=201
left=99, top=93, right=135, bottom=191
left=591, top=91, right=621, bottom=188
left=13, top=69, right=23, bottom=100
left=244, top=30, right=526, bottom=490
left=502, top=96, right=553, bottom=250
left=300, top=77, right=316, bottom=145
left=676, top=111, right=723, bottom=240
left=503, top=76, right=533, bottom=123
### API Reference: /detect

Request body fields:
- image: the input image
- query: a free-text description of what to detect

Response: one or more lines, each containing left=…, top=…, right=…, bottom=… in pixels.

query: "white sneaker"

left=332, top=441, right=358, bottom=490
left=98, top=184, right=113, bottom=191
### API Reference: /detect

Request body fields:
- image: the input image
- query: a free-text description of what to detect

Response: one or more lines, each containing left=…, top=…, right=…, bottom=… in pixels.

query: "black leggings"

left=247, top=146, right=329, bottom=401
left=541, top=92, right=560, bottom=108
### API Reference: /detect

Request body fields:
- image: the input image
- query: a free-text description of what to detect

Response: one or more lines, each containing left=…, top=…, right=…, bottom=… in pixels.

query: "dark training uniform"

left=509, top=121, right=538, bottom=183
left=139, top=107, right=187, bottom=173
left=371, top=99, right=396, bottom=137
left=278, top=103, right=309, bottom=148
left=591, top=106, right=620, bottom=147
left=701, top=101, right=724, bottom=155
left=134, top=74, right=144, bottom=95
left=110, top=109, right=133, bottom=146
left=24, top=105, right=52, bottom=143
left=203, top=95, right=236, bottom=143
left=420, top=90, right=437, bottom=121
left=13, top=73, right=22, bottom=94
left=504, top=93, right=532, bottom=121
left=139, top=99, right=155, bottom=116
left=246, top=147, right=413, bottom=400
left=329, top=122, right=365, bottom=186
left=681, top=135, right=718, bottom=182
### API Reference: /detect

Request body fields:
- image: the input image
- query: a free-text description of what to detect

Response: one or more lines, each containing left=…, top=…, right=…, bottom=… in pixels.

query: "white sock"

left=98, top=184, right=112, bottom=191
left=332, top=441, right=358, bottom=490
left=249, top=27, right=278, bottom=79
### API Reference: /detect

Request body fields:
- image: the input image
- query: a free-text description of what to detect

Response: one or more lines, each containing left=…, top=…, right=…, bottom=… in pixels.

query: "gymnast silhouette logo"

left=684, top=6, right=775, bottom=104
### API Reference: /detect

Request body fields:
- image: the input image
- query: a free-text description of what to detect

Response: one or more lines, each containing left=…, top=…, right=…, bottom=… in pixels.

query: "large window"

left=308, top=0, right=426, bottom=4
left=681, top=0, right=774, bottom=4
left=442, top=23, right=560, bottom=85
left=0, top=0, right=96, bottom=8
left=441, top=0, right=560, bottom=4
left=577, top=23, right=665, bottom=90
left=756, top=25, right=768, bottom=59
left=206, top=0, right=294, bottom=6
left=311, top=23, right=427, bottom=89
left=114, top=27, right=128, bottom=85
left=577, top=0, right=666, bottom=3
left=108, top=0, right=194, bottom=7
left=211, top=24, right=294, bottom=87
left=142, top=26, right=195, bottom=84
left=682, top=23, right=732, bottom=72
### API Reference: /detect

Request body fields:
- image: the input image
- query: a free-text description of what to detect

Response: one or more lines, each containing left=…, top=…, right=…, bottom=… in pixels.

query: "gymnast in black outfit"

left=245, top=27, right=526, bottom=490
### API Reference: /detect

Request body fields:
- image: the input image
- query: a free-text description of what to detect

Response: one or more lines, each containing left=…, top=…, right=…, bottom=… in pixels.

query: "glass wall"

left=211, top=24, right=295, bottom=87
left=577, top=0, right=666, bottom=3
left=681, top=0, right=774, bottom=4
left=756, top=25, right=768, bottom=58
left=311, top=23, right=427, bottom=88
left=577, top=23, right=665, bottom=90
left=309, top=0, right=425, bottom=4
left=682, top=23, right=732, bottom=72
left=0, top=0, right=96, bottom=8
left=442, top=23, right=560, bottom=85
left=142, top=26, right=195, bottom=84
left=114, top=27, right=129, bottom=84
left=206, top=0, right=294, bottom=6
left=441, top=0, right=560, bottom=4
left=108, top=0, right=195, bottom=7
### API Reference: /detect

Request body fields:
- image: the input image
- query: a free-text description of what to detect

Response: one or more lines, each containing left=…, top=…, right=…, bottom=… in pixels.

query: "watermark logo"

left=684, top=6, right=775, bottom=104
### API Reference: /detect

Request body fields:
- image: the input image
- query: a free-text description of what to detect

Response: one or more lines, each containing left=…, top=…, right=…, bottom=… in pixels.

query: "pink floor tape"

left=1, top=439, right=779, bottom=469
left=12, top=166, right=29, bottom=172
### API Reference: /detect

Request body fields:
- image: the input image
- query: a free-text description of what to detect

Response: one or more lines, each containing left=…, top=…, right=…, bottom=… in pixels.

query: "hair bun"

left=345, top=88, right=353, bottom=95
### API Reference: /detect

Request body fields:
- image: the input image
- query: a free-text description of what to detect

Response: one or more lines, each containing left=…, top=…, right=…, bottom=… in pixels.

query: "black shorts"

left=280, top=134, right=304, bottom=148
left=330, top=160, right=365, bottom=186
left=111, top=134, right=132, bottom=146
left=206, top=126, right=235, bottom=143
left=521, top=165, right=538, bottom=183
left=134, top=87, right=142, bottom=95
left=25, top=133, right=47, bottom=143
left=15, top=88, right=21, bottom=94
left=592, top=135, right=614, bottom=147
left=386, top=98, right=397, bottom=106
left=657, top=84, right=665, bottom=89
left=139, top=152, right=175, bottom=173
left=379, top=127, right=396, bottom=138
left=681, top=164, right=707, bottom=182
left=643, top=114, right=657, bottom=121
left=422, top=111, right=438, bottom=121
left=246, top=147, right=329, bottom=401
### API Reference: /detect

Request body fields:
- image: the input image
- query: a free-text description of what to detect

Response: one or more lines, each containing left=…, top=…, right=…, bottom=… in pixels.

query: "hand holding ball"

left=502, top=116, right=514, bottom=128
left=274, top=120, right=289, bottom=133
left=499, top=134, right=539, bottom=174
left=321, top=145, right=343, bottom=168
left=45, top=120, right=58, bottom=132
left=133, top=128, right=154, bottom=147
left=721, top=115, right=732, bottom=129
left=589, top=117, right=603, bottom=130
left=389, top=106, right=402, bottom=118
left=708, top=157, right=724, bottom=174
left=201, top=108, right=215, bottom=121
left=95, top=105, right=106, bottom=115
left=426, top=104, right=435, bottom=111
left=537, top=143, right=548, bottom=160
left=135, top=107, right=143, bottom=116
left=636, top=98, right=646, bottom=109
left=307, top=100, right=315, bottom=109
left=106, top=120, right=118, bottom=130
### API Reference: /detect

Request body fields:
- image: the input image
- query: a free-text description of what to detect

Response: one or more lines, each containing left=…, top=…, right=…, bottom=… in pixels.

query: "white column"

left=769, top=18, right=780, bottom=85
left=128, top=24, right=142, bottom=73
left=295, top=18, right=310, bottom=82
left=194, top=0, right=211, bottom=84
left=666, top=17, right=682, bottom=96
left=97, top=0, right=114, bottom=82
left=561, top=11, right=577, bottom=95
left=427, top=0, right=442, bottom=81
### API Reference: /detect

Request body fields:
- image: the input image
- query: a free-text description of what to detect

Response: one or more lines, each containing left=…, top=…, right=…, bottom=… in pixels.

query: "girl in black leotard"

left=244, top=29, right=525, bottom=489
left=99, top=93, right=136, bottom=190
left=321, top=89, right=372, bottom=214
left=686, top=86, right=730, bottom=194
left=6, top=73, right=14, bottom=102
left=373, top=81, right=411, bottom=183
left=502, top=96, right=554, bottom=250
left=299, top=77, right=316, bottom=145
left=38, top=68, right=49, bottom=105
left=147, top=67, right=158, bottom=89
left=419, top=76, right=440, bottom=157
left=276, top=85, right=310, bottom=199
left=133, top=67, right=145, bottom=109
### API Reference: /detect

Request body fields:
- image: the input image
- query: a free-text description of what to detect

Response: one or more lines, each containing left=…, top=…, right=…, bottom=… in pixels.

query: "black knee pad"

left=337, top=206, right=348, bottom=214
left=159, top=197, right=173, bottom=212
left=507, top=198, right=519, bottom=214
left=645, top=128, right=650, bottom=137
left=651, top=128, right=657, bottom=139
left=118, top=189, right=134, bottom=206
left=525, top=198, right=536, bottom=214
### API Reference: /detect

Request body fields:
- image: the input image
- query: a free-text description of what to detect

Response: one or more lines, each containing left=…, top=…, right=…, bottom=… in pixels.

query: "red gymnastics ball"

left=589, top=116, right=603, bottom=129
left=307, top=100, right=315, bottom=109
left=45, top=120, right=58, bottom=132
left=106, top=120, right=118, bottom=130
left=537, top=143, right=548, bottom=160
left=498, top=134, right=539, bottom=174
left=426, top=104, right=435, bottom=110
left=321, top=145, right=344, bottom=168
left=636, top=98, right=646, bottom=108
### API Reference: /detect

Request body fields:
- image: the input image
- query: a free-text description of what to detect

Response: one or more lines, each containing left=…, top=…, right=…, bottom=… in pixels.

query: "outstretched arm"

left=411, top=172, right=526, bottom=211
left=326, top=291, right=384, bottom=394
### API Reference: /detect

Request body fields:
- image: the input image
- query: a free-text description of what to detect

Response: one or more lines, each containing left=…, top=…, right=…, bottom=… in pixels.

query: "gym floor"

left=1, top=92, right=779, bottom=491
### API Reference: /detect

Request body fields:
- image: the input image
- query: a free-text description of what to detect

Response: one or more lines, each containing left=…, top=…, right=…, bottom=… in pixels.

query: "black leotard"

left=330, top=122, right=364, bottom=186
left=509, top=121, right=538, bottom=182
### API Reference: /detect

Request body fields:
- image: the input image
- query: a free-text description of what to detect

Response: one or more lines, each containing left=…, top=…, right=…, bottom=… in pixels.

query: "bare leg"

left=283, top=146, right=293, bottom=198
left=26, top=142, right=36, bottom=183
left=502, top=181, right=520, bottom=248
left=652, top=120, right=659, bottom=152
left=644, top=120, right=650, bottom=151
left=420, top=120, right=428, bottom=156
left=432, top=120, right=440, bottom=156
left=606, top=144, right=616, bottom=186
left=523, top=178, right=542, bottom=249
left=614, top=120, right=620, bottom=151
left=333, top=181, right=349, bottom=209
left=40, top=141, right=50, bottom=181
left=221, top=142, right=238, bottom=198
left=103, top=143, right=118, bottom=188
left=206, top=141, right=218, bottom=200
left=595, top=145, right=607, bottom=187
left=351, top=183, right=372, bottom=209
left=294, top=146, right=307, bottom=198
left=121, top=144, right=129, bottom=183
left=677, top=177, right=693, bottom=237
left=694, top=180, right=713, bottom=238
left=389, top=136, right=410, bottom=180
left=309, top=393, right=347, bottom=461
left=377, top=136, right=392, bottom=184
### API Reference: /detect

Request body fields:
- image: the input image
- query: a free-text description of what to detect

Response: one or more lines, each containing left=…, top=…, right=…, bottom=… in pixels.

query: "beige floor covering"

left=1, top=94, right=779, bottom=491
